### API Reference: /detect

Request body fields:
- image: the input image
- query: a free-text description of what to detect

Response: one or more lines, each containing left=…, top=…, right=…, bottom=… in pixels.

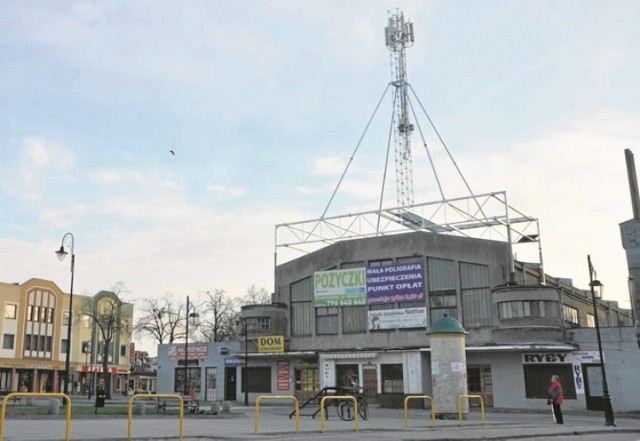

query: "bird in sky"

left=169, top=149, right=175, bottom=155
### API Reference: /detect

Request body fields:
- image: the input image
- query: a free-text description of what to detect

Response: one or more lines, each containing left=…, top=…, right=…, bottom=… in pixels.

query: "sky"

left=2, top=1, right=640, bottom=353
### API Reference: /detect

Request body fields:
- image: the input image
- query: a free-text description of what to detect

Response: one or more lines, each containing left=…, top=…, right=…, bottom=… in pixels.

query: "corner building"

left=273, top=231, right=637, bottom=412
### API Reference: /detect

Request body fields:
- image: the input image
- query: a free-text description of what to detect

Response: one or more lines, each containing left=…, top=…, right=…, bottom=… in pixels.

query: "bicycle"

left=336, top=388, right=368, bottom=421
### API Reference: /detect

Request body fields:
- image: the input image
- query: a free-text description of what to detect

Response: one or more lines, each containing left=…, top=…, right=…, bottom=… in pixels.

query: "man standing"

left=548, top=375, right=564, bottom=424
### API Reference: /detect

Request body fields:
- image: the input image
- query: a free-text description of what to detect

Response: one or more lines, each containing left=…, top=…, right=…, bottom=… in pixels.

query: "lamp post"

left=587, top=255, right=615, bottom=426
left=237, top=318, right=249, bottom=406
left=183, top=296, right=200, bottom=396
left=55, top=232, right=75, bottom=396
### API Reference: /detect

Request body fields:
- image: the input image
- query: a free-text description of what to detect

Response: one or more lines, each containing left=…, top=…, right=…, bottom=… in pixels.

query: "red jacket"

left=548, top=380, right=564, bottom=405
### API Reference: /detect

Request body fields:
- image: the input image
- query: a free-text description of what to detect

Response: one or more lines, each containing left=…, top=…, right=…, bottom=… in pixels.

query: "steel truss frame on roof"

left=275, top=190, right=542, bottom=282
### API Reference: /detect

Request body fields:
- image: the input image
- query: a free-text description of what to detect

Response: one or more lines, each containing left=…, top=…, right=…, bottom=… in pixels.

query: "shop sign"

left=314, top=268, right=367, bottom=307
left=277, top=361, right=289, bottom=391
left=168, top=343, right=209, bottom=360
left=224, top=357, right=245, bottom=367
left=522, top=353, right=568, bottom=363
left=258, top=336, right=284, bottom=353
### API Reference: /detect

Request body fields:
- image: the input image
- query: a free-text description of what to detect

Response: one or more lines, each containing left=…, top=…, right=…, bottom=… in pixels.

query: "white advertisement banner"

left=368, top=307, right=427, bottom=330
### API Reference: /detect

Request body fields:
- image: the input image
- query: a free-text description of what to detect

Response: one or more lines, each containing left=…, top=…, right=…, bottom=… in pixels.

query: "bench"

left=156, top=398, right=200, bottom=414
left=0, top=391, right=23, bottom=405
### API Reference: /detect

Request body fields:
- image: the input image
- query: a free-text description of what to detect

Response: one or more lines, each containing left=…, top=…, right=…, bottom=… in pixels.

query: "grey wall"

left=569, top=326, right=640, bottom=412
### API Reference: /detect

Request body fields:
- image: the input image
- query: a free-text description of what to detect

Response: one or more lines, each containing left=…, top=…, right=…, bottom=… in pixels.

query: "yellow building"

left=0, top=279, right=133, bottom=396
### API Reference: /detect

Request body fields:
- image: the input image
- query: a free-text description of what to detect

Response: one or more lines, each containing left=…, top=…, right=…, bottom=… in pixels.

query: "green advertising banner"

left=314, top=268, right=367, bottom=307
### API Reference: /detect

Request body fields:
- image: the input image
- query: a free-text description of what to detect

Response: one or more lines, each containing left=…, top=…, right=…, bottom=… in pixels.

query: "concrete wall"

left=569, top=326, right=640, bottom=412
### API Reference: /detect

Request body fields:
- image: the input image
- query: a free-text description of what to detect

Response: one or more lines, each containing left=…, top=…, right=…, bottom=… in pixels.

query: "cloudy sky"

left=2, top=1, right=639, bottom=343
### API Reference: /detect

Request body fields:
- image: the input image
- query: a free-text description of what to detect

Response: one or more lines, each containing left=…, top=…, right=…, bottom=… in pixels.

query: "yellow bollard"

left=457, top=394, right=485, bottom=426
left=403, top=395, right=435, bottom=428
left=254, top=395, right=300, bottom=434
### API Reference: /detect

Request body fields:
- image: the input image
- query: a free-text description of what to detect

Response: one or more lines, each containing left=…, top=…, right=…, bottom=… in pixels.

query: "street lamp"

left=55, top=232, right=75, bottom=396
left=183, top=296, right=200, bottom=396
left=587, top=255, right=616, bottom=426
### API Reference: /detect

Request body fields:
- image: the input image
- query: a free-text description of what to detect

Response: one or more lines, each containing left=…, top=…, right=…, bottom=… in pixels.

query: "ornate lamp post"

left=587, top=255, right=615, bottom=426
left=55, top=232, right=75, bottom=396
left=183, top=296, right=200, bottom=396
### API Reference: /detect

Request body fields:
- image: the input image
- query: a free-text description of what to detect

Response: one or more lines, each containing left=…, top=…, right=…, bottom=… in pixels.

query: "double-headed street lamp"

left=55, top=232, right=75, bottom=396
left=183, top=296, right=200, bottom=396
left=587, top=254, right=616, bottom=427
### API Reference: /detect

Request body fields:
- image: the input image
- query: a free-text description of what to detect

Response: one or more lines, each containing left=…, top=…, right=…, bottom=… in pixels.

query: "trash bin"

left=95, top=389, right=106, bottom=412
left=47, top=399, right=60, bottom=415
left=134, top=400, right=146, bottom=415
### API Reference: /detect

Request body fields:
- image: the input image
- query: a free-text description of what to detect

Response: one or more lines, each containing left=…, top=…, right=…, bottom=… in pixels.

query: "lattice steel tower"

left=385, top=10, right=415, bottom=208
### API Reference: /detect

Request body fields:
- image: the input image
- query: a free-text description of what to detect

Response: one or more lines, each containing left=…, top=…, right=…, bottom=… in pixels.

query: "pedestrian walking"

left=547, top=374, right=564, bottom=424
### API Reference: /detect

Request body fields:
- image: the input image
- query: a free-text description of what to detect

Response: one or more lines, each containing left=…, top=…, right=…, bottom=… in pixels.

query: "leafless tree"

left=241, top=284, right=271, bottom=305
left=134, top=294, right=185, bottom=344
left=198, top=289, right=241, bottom=342
left=78, top=284, right=130, bottom=399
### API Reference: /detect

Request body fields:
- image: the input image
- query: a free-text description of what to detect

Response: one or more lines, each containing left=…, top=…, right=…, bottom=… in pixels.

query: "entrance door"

left=362, top=365, right=378, bottom=405
left=583, top=364, right=604, bottom=411
left=224, top=367, right=237, bottom=401
left=467, top=365, right=493, bottom=407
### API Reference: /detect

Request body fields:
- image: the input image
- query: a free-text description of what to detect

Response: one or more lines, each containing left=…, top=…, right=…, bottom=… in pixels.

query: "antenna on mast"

left=386, top=9, right=415, bottom=208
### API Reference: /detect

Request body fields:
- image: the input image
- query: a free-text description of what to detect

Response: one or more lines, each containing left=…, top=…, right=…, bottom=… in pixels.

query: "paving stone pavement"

left=1, top=398, right=639, bottom=441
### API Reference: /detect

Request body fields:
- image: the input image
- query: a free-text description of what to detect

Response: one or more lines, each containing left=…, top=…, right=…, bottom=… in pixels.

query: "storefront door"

left=224, top=367, right=236, bottom=401
left=362, top=364, right=378, bottom=404
left=583, top=364, right=604, bottom=411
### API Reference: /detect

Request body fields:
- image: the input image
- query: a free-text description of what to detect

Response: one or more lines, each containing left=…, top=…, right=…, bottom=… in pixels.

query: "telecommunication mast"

left=385, top=10, right=415, bottom=208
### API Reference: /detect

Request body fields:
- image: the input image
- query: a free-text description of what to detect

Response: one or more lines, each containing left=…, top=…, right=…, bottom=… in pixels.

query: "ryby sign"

left=522, top=353, right=568, bottom=364
left=258, top=335, right=284, bottom=353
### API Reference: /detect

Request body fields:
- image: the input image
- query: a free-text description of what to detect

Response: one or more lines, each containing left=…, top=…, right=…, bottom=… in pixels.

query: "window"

left=460, top=262, right=491, bottom=327
left=241, top=367, right=271, bottom=393
left=342, top=305, right=368, bottom=333
left=523, top=365, right=576, bottom=399
left=291, top=277, right=313, bottom=336
left=120, top=345, right=127, bottom=357
left=205, top=367, right=217, bottom=401
left=4, top=304, right=16, bottom=320
left=381, top=364, right=403, bottom=393
left=2, top=334, right=14, bottom=350
left=586, top=313, right=595, bottom=328
left=174, top=367, right=201, bottom=394
left=256, top=317, right=271, bottom=331
left=81, top=315, right=91, bottom=328
left=428, top=258, right=458, bottom=322
left=61, top=339, right=69, bottom=354
left=562, top=305, right=579, bottom=325
left=62, top=311, right=70, bottom=326
left=316, top=307, right=338, bottom=334
left=499, top=301, right=557, bottom=319
left=295, top=367, right=319, bottom=391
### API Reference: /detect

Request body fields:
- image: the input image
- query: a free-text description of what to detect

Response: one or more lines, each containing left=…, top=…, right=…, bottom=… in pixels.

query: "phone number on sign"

left=318, top=298, right=367, bottom=307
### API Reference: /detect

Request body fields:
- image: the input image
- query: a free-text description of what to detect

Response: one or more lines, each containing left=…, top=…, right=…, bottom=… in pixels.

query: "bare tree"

left=198, top=289, right=241, bottom=342
left=241, top=284, right=271, bottom=305
left=134, top=294, right=185, bottom=344
left=79, top=285, right=131, bottom=399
